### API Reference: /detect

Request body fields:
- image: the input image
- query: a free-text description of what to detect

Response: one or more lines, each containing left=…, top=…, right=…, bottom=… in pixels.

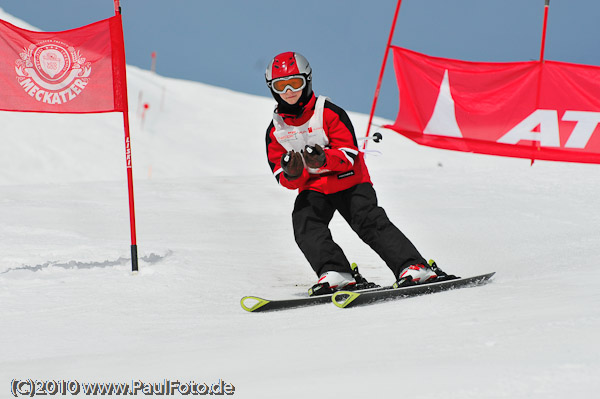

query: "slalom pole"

left=532, top=0, right=550, bottom=165
left=114, top=0, right=139, bottom=272
left=123, top=111, right=139, bottom=273
left=363, top=0, right=403, bottom=150
left=539, top=0, right=550, bottom=63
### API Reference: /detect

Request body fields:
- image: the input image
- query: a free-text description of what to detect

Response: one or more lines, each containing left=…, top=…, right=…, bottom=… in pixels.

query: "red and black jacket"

left=265, top=93, right=372, bottom=194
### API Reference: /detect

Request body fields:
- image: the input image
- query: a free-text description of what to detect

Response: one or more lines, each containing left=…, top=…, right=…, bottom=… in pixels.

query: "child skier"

left=264, top=51, right=440, bottom=295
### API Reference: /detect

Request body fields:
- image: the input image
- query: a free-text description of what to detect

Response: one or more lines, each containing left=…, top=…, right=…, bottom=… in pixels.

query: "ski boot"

left=308, top=263, right=379, bottom=296
left=393, top=260, right=459, bottom=288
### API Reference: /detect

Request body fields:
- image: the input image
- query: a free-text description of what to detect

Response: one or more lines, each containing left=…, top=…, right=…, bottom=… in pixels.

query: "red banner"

left=384, top=46, right=600, bottom=163
left=0, top=15, right=127, bottom=113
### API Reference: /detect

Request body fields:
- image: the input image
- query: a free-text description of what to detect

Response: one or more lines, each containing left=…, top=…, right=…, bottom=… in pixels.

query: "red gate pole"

left=122, top=111, right=139, bottom=273
left=364, top=0, right=403, bottom=150
left=114, top=0, right=139, bottom=272
left=539, top=0, right=550, bottom=63
left=532, top=0, right=550, bottom=165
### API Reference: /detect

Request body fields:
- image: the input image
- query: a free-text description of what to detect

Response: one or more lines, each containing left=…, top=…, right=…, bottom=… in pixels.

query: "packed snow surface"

left=1, top=8, right=598, bottom=399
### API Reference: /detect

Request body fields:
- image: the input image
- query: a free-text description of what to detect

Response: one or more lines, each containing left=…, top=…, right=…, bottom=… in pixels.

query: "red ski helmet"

left=265, top=51, right=312, bottom=84
left=265, top=52, right=313, bottom=112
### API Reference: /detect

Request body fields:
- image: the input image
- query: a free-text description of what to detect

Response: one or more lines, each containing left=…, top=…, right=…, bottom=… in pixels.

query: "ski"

left=331, top=272, right=496, bottom=309
left=240, top=284, right=388, bottom=313
left=241, top=293, right=333, bottom=313
left=241, top=262, right=385, bottom=313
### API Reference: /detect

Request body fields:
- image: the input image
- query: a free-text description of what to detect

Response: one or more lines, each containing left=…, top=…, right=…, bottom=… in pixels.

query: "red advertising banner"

left=384, top=46, right=600, bottom=163
left=0, top=15, right=127, bottom=113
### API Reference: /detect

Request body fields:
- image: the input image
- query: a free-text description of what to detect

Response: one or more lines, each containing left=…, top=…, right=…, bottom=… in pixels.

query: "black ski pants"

left=292, top=183, right=427, bottom=278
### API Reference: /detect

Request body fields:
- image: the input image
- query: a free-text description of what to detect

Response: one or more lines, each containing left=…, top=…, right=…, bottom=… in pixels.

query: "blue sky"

left=2, top=0, right=600, bottom=123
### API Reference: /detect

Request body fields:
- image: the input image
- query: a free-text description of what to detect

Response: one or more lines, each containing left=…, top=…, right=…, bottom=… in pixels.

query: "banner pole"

left=114, top=0, right=139, bottom=272
left=532, top=0, right=550, bottom=165
left=123, top=111, right=139, bottom=273
left=364, top=0, right=403, bottom=150
left=539, top=0, right=550, bottom=62
left=113, top=0, right=121, bottom=15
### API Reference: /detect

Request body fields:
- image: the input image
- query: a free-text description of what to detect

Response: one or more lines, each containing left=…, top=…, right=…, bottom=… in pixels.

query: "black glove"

left=280, top=150, right=304, bottom=180
left=303, top=144, right=326, bottom=169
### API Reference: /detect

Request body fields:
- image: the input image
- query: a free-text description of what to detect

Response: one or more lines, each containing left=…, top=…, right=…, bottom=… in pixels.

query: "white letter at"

left=562, top=111, right=600, bottom=149
left=497, top=109, right=560, bottom=147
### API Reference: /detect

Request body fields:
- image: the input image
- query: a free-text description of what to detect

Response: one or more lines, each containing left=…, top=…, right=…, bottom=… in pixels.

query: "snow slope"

left=1, top=8, right=599, bottom=399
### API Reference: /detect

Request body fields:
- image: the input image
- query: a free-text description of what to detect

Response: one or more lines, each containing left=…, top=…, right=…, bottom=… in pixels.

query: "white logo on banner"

left=423, top=69, right=463, bottom=137
left=15, top=40, right=92, bottom=105
left=498, top=109, right=600, bottom=149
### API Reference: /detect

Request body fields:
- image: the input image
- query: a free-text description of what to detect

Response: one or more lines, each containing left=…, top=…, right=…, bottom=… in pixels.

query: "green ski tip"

left=240, top=296, right=270, bottom=312
left=332, top=290, right=361, bottom=308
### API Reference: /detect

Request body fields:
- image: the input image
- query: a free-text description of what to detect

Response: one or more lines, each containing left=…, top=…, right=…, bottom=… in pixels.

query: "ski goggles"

left=270, top=75, right=306, bottom=94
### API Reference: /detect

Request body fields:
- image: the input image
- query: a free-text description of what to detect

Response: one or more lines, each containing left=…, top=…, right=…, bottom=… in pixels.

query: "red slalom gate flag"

left=0, top=11, right=138, bottom=272
left=0, top=15, right=127, bottom=113
left=384, top=46, right=600, bottom=164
